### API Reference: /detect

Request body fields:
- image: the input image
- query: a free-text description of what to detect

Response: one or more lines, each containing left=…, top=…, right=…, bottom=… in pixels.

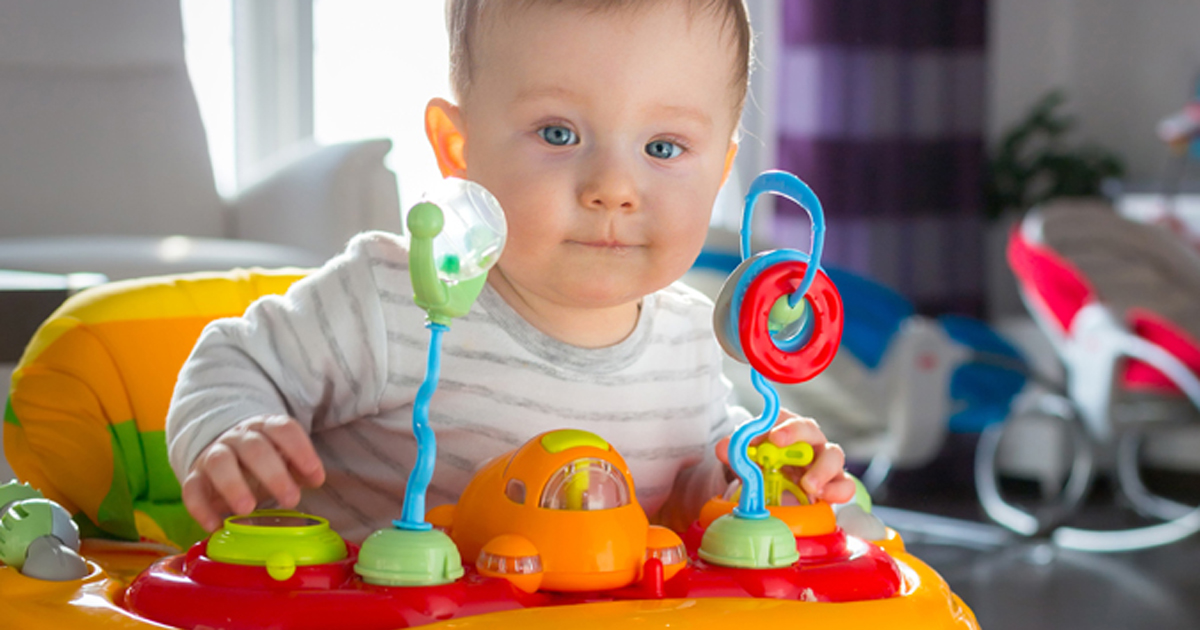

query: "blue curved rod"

left=395, top=322, right=448, bottom=531
left=727, top=170, right=828, bottom=519
left=730, top=370, right=782, bottom=519
left=739, top=170, right=826, bottom=308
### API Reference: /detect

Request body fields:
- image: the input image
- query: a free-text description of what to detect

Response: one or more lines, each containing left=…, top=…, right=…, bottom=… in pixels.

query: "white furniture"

left=978, top=202, right=1200, bottom=551
left=0, top=236, right=323, bottom=281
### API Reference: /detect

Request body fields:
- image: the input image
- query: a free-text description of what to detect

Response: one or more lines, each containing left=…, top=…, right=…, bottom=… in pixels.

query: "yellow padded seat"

left=3, top=268, right=307, bottom=547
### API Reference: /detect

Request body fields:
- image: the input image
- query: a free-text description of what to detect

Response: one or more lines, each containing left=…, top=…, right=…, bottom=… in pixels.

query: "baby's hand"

left=181, top=415, right=326, bottom=532
left=714, top=410, right=856, bottom=504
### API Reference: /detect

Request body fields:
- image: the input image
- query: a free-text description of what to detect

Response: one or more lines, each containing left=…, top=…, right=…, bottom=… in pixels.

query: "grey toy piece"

left=45, top=499, right=81, bottom=552
left=20, top=535, right=89, bottom=581
left=712, top=253, right=760, bottom=364
left=836, top=504, right=888, bottom=541
left=0, top=481, right=89, bottom=581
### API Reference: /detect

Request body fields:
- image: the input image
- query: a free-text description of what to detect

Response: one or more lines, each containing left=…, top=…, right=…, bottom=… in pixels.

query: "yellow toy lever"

left=746, top=441, right=814, bottom=506
left=565, top=465, right=589, bottom=511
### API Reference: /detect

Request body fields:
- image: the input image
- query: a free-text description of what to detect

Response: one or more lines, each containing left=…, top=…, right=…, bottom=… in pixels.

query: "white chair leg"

left=1116, top=429, right=1194, bottom=521
left=1047, top=326, right=1200, bottom=550
left=1053, top=508, right=1200, bottom=552
left=976, top=410, right=1095, bottom=537
left=976, top=422, right=1040, bottom=535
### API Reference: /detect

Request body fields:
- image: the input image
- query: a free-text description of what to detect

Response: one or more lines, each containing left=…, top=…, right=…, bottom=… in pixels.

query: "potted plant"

left=984, top=90, right=1125, bottom=320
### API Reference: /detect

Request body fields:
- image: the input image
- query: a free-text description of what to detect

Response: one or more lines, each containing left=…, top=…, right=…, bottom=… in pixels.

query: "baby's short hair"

left=446, top=0, right=752, bottom=108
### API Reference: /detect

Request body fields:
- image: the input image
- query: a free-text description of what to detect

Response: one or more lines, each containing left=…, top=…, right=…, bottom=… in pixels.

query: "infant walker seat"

left=1, top=176, right=978, bottom=629
left=982, top=199, right=1200, bottom=551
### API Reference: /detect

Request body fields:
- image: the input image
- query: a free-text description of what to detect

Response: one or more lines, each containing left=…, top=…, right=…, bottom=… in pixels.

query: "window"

left=181, top=0, right=235, bottom=198
left=183, top=1, right=447, bottom=207
left=184, top=1, right=764, bottom=217
left=538, top=458, right=631, bottom=511
left=505, top=478, right=526, bottom=505
left=313, top=1, right=451, bottom=210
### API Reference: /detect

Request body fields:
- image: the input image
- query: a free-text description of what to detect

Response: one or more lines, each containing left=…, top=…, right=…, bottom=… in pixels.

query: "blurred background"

left=2, top=2, right=1200, bottom=629
left=178, top=0, right=1200, bottom=315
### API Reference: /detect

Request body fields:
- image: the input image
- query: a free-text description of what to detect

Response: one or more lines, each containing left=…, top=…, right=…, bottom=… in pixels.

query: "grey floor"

left=876, top=440, right=1200, bottom=630
left=911, top=539, right=1200, bottom=630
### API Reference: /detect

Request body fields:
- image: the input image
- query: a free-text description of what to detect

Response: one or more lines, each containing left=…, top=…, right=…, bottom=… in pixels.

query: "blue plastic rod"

left=395, top=322, right=448, bottom=531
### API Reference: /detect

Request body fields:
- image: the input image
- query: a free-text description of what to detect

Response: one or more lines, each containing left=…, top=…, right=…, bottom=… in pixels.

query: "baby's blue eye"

left=538, top=125, right=578, bottom=146
left=646, top=139, right=683, bottom=160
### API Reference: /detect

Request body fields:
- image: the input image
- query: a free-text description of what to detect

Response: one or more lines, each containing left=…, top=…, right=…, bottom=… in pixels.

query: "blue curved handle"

left=727, top=171, right=827, bottom=519
left=395, top=322, right=447, bottom=531
left=740, top=170, right=826, bottom=308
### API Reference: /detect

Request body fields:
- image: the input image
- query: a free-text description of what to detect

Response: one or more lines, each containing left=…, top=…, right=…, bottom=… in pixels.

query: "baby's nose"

left=579, top=154, right=638, bottom=212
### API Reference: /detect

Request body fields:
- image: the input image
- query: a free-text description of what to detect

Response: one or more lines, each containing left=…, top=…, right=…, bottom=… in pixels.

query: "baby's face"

left=459, top=1, right=741, bottom=310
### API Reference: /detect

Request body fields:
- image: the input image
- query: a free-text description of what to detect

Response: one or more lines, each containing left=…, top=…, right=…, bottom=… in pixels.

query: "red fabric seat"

left=1008, top=220, right=1200, bottom=396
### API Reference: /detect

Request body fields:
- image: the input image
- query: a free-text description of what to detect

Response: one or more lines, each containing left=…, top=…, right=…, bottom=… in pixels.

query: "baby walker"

left=0, top=174, right=979, bottom=629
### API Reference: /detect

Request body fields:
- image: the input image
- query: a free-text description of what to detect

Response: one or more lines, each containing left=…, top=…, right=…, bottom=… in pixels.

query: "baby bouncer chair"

left=4, top=268, right=307, bottom=549
left=980, top=199, right=1200, bottom=551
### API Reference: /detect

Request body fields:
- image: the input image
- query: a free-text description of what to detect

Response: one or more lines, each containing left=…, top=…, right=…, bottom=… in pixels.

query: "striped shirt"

left=167, top=231, right=748, bottom=542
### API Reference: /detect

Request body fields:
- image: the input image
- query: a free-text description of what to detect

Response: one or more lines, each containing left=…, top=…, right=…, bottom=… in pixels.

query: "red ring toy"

left=737, top=260, right=843, bottom=384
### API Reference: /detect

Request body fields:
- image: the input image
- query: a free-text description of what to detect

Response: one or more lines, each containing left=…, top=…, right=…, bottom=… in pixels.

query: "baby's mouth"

left=574, top=239, right=628, bottom=248
left=568, top=240, right=645, bottom=256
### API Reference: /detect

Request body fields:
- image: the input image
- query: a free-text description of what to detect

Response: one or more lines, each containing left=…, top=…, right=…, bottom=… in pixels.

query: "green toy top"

left=206, top=510, right=347, bottom=581
left=407, top=202, right=490, bottom=327
left=0, top=498, right=56, bottom=569
left=0, top=480, right=43, bottom=512
left=406, top=178, right=507, bottom=327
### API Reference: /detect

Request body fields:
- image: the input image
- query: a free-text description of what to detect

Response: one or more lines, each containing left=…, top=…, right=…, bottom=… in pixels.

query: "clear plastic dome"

left=421, top=177, right=507, bottom=283
left=538, top=458, right=631, bottom=511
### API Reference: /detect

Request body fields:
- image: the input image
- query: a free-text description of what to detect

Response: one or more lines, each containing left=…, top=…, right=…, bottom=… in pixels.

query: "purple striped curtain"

left=772, top=0, right=988, bottom=315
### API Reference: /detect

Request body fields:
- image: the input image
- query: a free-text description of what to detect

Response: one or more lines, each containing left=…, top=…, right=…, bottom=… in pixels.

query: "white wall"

left=989, top=0, right=1200, bottom=183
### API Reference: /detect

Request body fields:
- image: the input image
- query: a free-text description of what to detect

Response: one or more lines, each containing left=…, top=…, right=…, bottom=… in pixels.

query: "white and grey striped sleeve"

left=166, top=233, right=391, bottom=482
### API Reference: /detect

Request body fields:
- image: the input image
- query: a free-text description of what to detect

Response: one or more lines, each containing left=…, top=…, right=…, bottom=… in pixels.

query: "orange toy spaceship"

left=428, top=429, right=686, bottom=593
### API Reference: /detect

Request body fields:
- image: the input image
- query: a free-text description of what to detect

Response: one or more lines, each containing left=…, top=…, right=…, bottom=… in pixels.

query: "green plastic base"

left=697, top=513, right=800, bottom=569
left=354, top=527, right=465, bottom=586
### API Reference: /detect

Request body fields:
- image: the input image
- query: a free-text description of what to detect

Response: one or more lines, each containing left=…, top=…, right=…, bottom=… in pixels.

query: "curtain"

left=771, top=0, right=988, bottom=315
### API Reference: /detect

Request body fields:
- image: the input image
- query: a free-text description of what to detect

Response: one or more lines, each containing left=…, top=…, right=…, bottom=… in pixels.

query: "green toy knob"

left=768, top=294, right=808, bottom=334
left=406, top=179, right=507, bottom=327
left=407, top=201, right=445, bottom=239
left=0, top=496, right=85, bottom=580
left=0, top=481, right=43, bottom=513
left=206, top=510, right=348, bottom=579
left=698, top=513, right=800, bottom=569
left=354, top=526, right=464, bottom=586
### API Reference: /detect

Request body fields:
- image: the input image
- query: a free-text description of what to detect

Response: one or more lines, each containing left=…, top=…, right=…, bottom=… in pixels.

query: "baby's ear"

left=721, top=141, right=739, bottom=187
left=425, top=98, right=467, bottom=178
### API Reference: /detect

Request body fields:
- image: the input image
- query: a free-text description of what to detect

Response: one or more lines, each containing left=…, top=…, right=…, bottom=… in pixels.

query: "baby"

left=166, top=0, right=854, bottom=542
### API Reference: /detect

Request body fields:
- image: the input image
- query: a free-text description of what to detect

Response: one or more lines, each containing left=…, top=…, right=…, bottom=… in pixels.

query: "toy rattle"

left=700, top=170, right=844, bottom=568
left=354, top=177, right=507, bottom=586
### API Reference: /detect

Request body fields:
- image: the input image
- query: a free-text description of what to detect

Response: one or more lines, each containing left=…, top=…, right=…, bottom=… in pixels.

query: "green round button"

left=698, top=513, right=800, bottom=569
left=354, top=527, right=464, bottom=587
left=206, top=510, right=347, bottom=580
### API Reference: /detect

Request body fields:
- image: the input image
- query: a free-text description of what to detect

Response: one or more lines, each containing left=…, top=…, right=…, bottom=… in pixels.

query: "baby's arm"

left=714, top=410, right=856, bottom=504
left=167, top=234, right=392, bottom=531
